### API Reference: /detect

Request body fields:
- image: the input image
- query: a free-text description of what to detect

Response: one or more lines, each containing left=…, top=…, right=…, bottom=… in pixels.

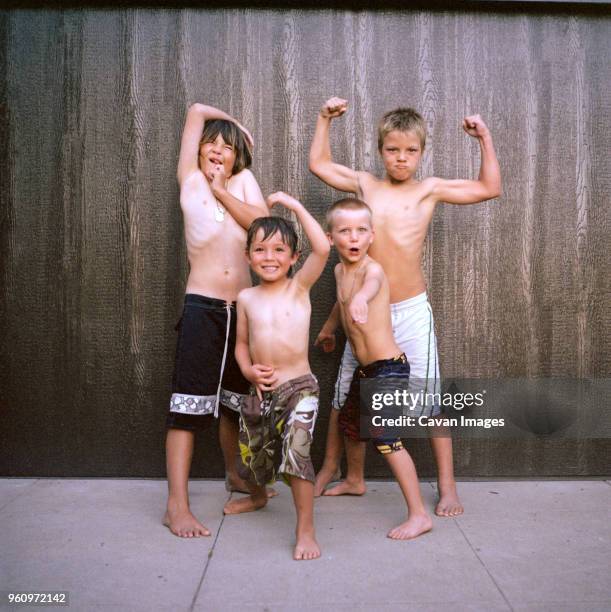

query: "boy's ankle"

left=345, top=475, right=365, bottom=485
left=296, top=520, right=315, bottom=536
left=252, top=486, right=268, bottom=502
left=167, top=497, right=190, bottom=511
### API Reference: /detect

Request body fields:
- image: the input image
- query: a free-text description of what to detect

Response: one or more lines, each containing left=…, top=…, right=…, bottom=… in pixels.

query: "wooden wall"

left=1, top=8, right=609, bottom=477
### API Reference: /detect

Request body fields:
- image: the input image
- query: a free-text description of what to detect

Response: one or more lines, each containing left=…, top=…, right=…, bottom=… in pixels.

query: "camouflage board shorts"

left=238, top=374, right=319, bottom=486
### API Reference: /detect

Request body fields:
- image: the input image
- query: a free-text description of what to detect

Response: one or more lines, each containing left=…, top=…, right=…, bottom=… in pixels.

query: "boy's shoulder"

left=364, top=257, right=384, bottom=277
left=237, top=286, right=258, bottom=303
left=357, top=170, right=380, bottom=189
left=228, top=167, right=252, bottom=184
left=234, top=167, right=255, bottom=179
left=229, top=167, right=258, bottom=190
left=419, top=176, right=441, bottom=191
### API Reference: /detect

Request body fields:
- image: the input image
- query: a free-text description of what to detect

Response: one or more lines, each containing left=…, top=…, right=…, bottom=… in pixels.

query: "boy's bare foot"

left=387, top=513, right=432, bottom=540
left=314, top=466, right=341, bottom=497
left=163, top=506, right=210, bottom=538
left=223, top=495, right=267, bottom=515
left=323, top=478, right=366, bottom=496
left=225, top=475, right=278, bottom=498
left=294, top=530, right=321, bottom=560
left=435, top=482, right=464, bottom=516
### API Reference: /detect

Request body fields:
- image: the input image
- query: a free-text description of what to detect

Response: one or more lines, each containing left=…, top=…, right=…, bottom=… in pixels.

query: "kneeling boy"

left=223, top=192, right=330, bottom=561
left=328, top=197, right=432, bottom=540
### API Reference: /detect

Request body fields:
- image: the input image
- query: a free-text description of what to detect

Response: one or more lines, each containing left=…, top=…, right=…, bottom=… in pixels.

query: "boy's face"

left=199, top=133, right=236, bottom=181
left=328, top=209, right=374, bottom=264
left=247, top=229, right=298, bottom=282
left=380, top=130, right=422, bottom=183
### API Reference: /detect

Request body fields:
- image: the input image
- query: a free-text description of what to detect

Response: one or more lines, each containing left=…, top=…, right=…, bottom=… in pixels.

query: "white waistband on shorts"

left=390, top=291, right=428, bottom=313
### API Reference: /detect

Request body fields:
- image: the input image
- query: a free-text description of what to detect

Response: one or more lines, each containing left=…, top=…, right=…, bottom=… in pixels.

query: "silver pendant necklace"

left=214, top=198, right=226, bottom=222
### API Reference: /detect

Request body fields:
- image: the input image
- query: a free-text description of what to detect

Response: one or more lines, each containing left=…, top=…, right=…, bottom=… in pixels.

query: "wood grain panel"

left=1, top=8, right=609, bottom=478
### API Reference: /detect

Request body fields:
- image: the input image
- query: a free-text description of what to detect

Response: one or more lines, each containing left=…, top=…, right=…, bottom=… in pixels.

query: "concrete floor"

left=1, top=479, right=610, bottom=612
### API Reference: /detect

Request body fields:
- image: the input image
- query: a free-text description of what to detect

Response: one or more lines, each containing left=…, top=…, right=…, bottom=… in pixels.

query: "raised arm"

left=211, top=168, right=268, bottom=230
left=177, top=103, right=253, bottom=186
left=349, top=262, right=383, bottom=325
left=428, top=114, right=501, bottom=205
left=309, top=97, right=361, bottom=194
left=266, top=192, right=330, bottom=290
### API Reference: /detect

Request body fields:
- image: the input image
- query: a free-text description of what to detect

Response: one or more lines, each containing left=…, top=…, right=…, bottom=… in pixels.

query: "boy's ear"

left=291, top=250, right=300, bottom=265
left=326, top=232, right=334, bottom=246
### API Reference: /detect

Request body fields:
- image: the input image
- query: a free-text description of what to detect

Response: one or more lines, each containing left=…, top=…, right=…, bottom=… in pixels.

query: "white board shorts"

left=333, top=292, right=441, bottom=417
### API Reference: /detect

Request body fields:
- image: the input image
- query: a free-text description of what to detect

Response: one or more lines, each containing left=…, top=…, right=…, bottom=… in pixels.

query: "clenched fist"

left=320, top=97, right=348, bottom=119
left=462, top=114, right=490, bottom=139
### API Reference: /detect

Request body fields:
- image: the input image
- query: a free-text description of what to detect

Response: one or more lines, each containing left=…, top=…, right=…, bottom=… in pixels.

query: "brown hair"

left=246, top=216, right=299, bottom=255
left=326, top=197, right=372, bottom=231
left=377, top=108, right=426, bottom=151
left=200, top=119, right=252, bottom=174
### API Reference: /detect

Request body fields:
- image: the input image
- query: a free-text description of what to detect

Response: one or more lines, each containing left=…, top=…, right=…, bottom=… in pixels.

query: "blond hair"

left=377, top=108, right=426, bottom=151
left=326, top=198, right=372, bottom=231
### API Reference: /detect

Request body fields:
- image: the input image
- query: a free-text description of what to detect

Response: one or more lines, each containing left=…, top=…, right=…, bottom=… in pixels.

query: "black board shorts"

left=166, top=294, right=250, bottom=432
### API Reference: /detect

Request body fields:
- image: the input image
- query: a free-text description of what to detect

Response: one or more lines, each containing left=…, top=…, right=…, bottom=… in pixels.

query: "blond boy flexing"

left=311, top=97, right=501, bottom=515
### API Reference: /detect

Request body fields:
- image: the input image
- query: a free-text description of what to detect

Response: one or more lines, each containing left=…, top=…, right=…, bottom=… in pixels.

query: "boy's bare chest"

left=365, top=188, right=434, bottom=242
left=248, top=293, right=311, bottom=329
left=181, top=180, right=245, bottom=243
left=337, top=269, right=365, bottom=304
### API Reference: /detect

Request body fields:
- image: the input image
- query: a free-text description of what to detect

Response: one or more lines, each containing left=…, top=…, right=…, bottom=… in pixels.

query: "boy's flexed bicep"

left=426, top=114, right=501, bottom=205
left=311, top=158, right=361, bottom=194
left=425, top=176, right=498, bottom=205
left=309, top=97, right=362, bottom=194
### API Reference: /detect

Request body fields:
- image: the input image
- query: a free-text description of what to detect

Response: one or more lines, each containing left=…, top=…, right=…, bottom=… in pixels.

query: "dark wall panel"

left=1, top=8, right=609, bottom=477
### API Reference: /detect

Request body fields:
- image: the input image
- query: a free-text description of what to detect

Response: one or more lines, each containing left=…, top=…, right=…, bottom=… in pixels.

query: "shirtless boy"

left=310, top=97, right=501, bottom=515
left=328, top=197, right=432, bottom=540
left=223, top=192, right=330, bottom=561
left=164, top=104, right=268, bottom=538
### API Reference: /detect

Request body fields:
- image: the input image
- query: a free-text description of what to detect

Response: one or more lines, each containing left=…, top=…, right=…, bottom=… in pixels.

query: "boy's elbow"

left=188, top=103, right=208, bottom=120
left=480, top=181, right=501, bottom=201
left=489, top=182, right=502, bottom=200
left=251, top=201, right=270, bottom=219
left=308, top=157, right=324, bottom=176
